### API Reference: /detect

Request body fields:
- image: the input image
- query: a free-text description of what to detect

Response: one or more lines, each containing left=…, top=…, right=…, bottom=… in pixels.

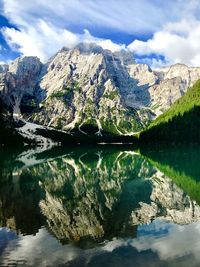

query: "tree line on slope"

left=139, top=79, right=200, bottom=144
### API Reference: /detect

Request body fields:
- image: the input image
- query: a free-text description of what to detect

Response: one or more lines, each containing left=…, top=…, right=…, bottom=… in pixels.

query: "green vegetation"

left=26, top=99, right=37, bottom=108
left=140, top=79, right=200, bottom=144
left=20, top=95, right=37, bottom=115
left=151, top=79, right=200, bottom=125
left=100, top=118, right=120, bottom=135
left=103, top=90, right=119, bottom=100
left=118, top=118, right=141, bottom=134
left=50, top=90, right=68, bottom=98
left=99, top=107, right=142, bottom=135
left=118, top=120, right=133, bottom=134
left=83, top=98, right=97, bottom=115
left=50, top=80, right=80, bottom=99
left=118, top=109, right=143, bottom=133
left=141, top=145, right=200, bottom=204
left=55, top=117, right=63, bottom=129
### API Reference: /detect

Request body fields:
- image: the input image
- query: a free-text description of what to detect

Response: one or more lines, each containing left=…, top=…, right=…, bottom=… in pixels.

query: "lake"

left=1, top=145, right=200, bottom=266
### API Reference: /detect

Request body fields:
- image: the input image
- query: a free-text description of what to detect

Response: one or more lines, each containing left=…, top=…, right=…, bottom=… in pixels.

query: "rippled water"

left=1, top=145, right=200, bottom=266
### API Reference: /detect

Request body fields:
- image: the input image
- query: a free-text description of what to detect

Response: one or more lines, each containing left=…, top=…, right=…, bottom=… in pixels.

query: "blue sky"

left=1, top=0, right=200, bottom=67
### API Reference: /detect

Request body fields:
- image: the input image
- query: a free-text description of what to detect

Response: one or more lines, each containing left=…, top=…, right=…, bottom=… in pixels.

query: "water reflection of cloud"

left=132, top=220, right=200, bottom=261
left=0, top=228, right=83, bottom=266
left=2, top=220, right=200, bottom=266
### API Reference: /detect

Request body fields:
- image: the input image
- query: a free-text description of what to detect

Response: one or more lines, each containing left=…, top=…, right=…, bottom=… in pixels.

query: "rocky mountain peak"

left=0, top=64, right=9, bottom=73
left=113, top=50, right=135, bottom=65
left=164, top=63, right=190, bottom=80
left=58, top=43, right=135, bottom=66
left=0, top=56, right=42, bottom=116
left=9, top=56, right=42, bottom=77
left=75, top=42, right=104, bottom=54
left=34, top=43, right=141, bottom=134
left=2, top=43, right=200, bottom=141
left=128, top=63, right=157, bottom=86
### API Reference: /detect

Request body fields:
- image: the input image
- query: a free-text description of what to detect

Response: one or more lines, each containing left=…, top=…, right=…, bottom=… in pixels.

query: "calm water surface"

left=1, top=145, right=200, bottom=266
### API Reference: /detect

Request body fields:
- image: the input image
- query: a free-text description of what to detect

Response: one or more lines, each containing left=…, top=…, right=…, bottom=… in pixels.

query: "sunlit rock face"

left=148, top=64, right=200, bottom=116
left=33, top=43, right=145, bottom=134
left=0, top=57, right=42, bottom=117
left=128, top=63, right=200, bottom=116
left=1, top=43, right=200, bottom=138
left=30, top=46, right=200, bottom=133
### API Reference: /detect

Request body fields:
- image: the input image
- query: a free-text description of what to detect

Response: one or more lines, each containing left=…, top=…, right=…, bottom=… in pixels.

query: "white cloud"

left=0, top=228, right=83, bottom=266
left=2, top=21, right=124, bottom=62
left=133, top=221, right=200, bottom=261
left=2, top=0, right=200, bottom=66
left=129, top=18, right=200, bottom=66
left=2, top=0, right=184, bottom=34
left=2, top=20, right=78, bottom=61
left=2, top=220, right=200, bottom=266
left=135, top=57, right=168, bottom=69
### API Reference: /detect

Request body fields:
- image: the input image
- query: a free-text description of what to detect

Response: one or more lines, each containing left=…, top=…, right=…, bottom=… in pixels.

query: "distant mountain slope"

left=140, top=79, right=200, bottom=143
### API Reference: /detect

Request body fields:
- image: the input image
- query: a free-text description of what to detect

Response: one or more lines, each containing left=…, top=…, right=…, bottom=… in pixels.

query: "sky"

left=1, top=0, right=200, bottom=67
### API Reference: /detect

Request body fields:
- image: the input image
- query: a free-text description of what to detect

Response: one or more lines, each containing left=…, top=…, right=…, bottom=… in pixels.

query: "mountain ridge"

left=1, top=43, right=200, bottom=144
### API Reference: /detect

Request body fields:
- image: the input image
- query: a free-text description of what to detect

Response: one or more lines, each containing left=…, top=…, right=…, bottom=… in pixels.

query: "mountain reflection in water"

left=1, top=145, right=200, bottom=267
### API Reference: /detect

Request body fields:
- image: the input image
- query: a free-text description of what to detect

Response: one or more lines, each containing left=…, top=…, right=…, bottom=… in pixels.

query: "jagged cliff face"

left=148, top=64, right=200, bottom=116
left=0, top=56, right=42, bottom=116
left=1, top=43, right=200, bottom=136
left=127, top=63, right=200, bottom=116
left=31, top=45, right=200, bottom=134
left=33, top=43, right=145, bottom=134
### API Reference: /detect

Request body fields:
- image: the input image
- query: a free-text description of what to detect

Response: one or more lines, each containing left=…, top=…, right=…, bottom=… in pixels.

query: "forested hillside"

left=140, top=80, right=200, bottom=143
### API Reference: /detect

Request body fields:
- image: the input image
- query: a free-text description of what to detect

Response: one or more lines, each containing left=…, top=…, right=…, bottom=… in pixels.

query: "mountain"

left=1, top=43, right=200, bottom=144
left=140, top=79, right=200, bottom=144
left=31, top=43, right=144, bottom=135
